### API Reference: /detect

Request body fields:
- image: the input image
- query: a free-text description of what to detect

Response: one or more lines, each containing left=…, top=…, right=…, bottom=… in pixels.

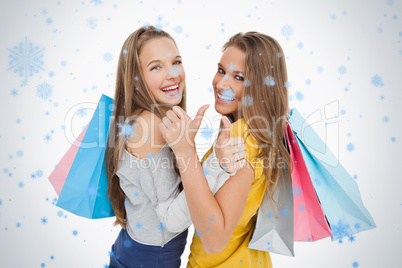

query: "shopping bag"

left=286, top=124, right=332, bottom=242
left=56, top=94, right=115, bottom=219
left=288, top=108, right=376, bottom=241
left=48, top=125, right=88, bottom=196
left=248, top=176, right=294, bottom=256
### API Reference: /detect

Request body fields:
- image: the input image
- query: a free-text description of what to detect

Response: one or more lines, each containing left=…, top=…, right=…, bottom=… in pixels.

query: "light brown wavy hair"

left=223, top=32, right=292, bottom=205
left=106, top=26, right=186, bottom=228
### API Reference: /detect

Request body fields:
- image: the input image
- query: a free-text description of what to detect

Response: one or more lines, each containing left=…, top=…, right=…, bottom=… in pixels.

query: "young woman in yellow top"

left=160, top=31, right=292, bottom=267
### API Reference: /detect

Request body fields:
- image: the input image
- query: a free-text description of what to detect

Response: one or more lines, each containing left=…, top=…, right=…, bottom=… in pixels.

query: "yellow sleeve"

left=230, top=119, right=264, bottom=179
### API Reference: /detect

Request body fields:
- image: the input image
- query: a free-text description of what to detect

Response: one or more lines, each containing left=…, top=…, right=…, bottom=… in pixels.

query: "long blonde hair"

left=223, top=32, right=292, bottom=204
left=106, top=26, right=186, bottom=228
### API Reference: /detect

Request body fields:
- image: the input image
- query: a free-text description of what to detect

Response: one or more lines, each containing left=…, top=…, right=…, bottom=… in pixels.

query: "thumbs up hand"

left=215, top=116, right=246, bottom=174
left=159, top=105, right=209, bottom=156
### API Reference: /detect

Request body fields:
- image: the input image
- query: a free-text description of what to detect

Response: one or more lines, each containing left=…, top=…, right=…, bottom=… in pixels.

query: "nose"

left=166, top=65, right=181, bottom=79
left=215, top=75, right=228, bottom=90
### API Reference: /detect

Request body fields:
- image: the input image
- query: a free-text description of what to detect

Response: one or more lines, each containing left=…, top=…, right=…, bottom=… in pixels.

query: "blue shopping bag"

left=288, top=108, right=376, bottom=241
left=56, top=94, right=115, bottom=219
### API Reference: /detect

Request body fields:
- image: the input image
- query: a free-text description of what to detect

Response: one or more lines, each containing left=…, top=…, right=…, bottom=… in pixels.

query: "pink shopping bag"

left=286, top=124, right=332, bottom=241
left=48, top=125, right=88, bottom=196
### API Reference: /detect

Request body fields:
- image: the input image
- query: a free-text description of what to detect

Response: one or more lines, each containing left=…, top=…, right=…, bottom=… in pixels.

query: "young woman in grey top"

left=106, top=26, right=245, bottom=268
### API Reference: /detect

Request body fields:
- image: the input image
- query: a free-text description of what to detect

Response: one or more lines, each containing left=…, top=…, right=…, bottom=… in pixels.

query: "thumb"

left=191, top=104, right=210, bottom=131
left=218, top=116, right=231, bottom=142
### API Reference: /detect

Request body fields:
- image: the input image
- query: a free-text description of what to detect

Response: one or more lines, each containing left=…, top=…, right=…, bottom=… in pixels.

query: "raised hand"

left=159, top=105, right=209, bottom=155
left=215, top=116, right=246, bottom=173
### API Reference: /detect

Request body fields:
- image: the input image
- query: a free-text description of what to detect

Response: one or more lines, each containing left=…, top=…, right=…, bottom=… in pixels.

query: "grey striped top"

left=116, top=143, right=233, bottom=247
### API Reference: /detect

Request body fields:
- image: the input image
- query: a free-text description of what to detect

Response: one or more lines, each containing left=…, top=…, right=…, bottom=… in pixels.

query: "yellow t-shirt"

left=187, top=118, right=272, bottom=268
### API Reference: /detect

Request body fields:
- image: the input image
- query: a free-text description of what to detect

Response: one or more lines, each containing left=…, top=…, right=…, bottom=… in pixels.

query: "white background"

left=0, top=0, right=400, bottom=267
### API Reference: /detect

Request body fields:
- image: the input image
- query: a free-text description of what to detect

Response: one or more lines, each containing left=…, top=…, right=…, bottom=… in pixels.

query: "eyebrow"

left=218, top=63, right=244, bottom=74
left=146, top=55, right=182, bottom=68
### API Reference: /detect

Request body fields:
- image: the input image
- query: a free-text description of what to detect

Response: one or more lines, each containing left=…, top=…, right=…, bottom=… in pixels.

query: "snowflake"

left=281, top=25, right=293, bottom=40
left=135, top=222, right=143, bottom=229
left=44, top=133, right=52, bottom=142
left=243, top=79, right=251, bottom=87
left=87, top=186, right=99, bottom=197
left=203, top=168, right=210, bottom=176
left=158, top=222, right=166, bottom=231
left=41, top=8, right=48, bottom=15
left=104, top=52, right=112, bottom=62
left=8, top=38, right=45, bottom=86
left=329, top=14, right=337, bottom=20
left=281, top=209, right=289, bottom=216
left=72, top=230, right=78, bottom=236
left=382, top=115, right=389, bottom=123
left=331, top=220, right=350, bottom=240
left=338, top=66, right=347, bottom=74
left=157, top=15, right=163, bottom=22
left=264, top=76, right=275, bottom=86
left=371, top=75, right=384, bottom=87
left=346, top=142, right=354, bottom=152
left=36, top=82, right=53, bottom=100
left=36, top=170, right=44, bottom=177
left=40, top=217, right=48, bottom=224
left=146, top=152, right=153, bottom=159
left=174, top=26, right=183, bottom=34
left=295, top=91, right=304, bottom=101
left=18, top=181, right=24, bottom=188
left=242, top=95, right=253, bottom=107
left=77, top=107, right=87, bottom=118
left=155, top=23, right=163, bottom=31
left=90, top=0, right=102, bottom=5
left=348, top=235, right=356, bottom=243
left=226, top=62, right=236, bottom=73
left=200, top=125, right=213, bottom=140
left=10, top=89, right=18, bottom=97
left=87, top=17, right=97, bottom=30
left=221, top=88, right=235, bottom=101
left=117, top=119, right=138, bottom=141
left=169, top=65, right=182, bottom=76
left=293, top=186, right=302, bottom=196
left=108, top=250, right=115, bottom=257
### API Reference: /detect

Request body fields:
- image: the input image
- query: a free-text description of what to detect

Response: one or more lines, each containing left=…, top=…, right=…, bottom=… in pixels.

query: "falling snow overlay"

left=8, top=38, right=45, bottom=86
left=200, top=125, right=214, bottom=140
left=281, top=25, right=293, bottom=40
left=86, top=17, right=97, bottom=29
left=0, top=1, right=398, bottom=267
left=36, top=82, right=53, bottom=100
left=117, top=119, right=138, bottom=141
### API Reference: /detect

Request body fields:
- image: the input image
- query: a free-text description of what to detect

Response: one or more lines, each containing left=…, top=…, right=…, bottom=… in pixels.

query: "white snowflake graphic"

left=8, top=38, right=45, bottom=86
left=87, top=17, right=97, bottom=30
left=90, top=0, right=102, bottom=5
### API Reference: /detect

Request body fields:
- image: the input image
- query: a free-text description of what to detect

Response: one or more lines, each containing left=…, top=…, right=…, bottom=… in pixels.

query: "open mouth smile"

left=161, top=83, right=180, bottom=96
left=217, top=92, right=235, bottom=103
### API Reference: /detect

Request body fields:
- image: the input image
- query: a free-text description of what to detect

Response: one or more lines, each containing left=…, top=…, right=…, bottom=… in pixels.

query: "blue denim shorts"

left=109, top=228, right=188, bottom=268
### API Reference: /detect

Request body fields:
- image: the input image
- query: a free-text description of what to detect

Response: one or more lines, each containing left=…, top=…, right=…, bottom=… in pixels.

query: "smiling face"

left=212, top=46, right=246, bottom=121
left=139, top=37, right=185, bottom=108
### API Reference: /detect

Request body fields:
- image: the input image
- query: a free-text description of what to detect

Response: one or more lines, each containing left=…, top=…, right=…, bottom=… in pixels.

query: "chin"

left=214, top=102, right=231, bottom=115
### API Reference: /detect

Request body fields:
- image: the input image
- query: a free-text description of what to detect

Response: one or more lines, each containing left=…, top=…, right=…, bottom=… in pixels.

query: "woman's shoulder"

left=126, top=110, right=166, bottom=159
left=230, top=118, right=263, bottom=177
